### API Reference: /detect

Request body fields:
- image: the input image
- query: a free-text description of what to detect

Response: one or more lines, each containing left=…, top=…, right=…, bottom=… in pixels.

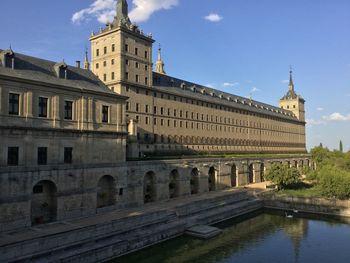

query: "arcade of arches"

left=25, top=157, right=313, bottom=227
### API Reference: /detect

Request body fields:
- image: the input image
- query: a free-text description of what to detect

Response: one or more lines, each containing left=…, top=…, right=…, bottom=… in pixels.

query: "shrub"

left=265, top=163, right=301, bottom=190
left=317, top=165, right=350, bottom=199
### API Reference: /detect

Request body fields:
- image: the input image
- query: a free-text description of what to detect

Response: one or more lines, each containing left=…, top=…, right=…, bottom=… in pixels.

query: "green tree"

left=319, top=143, right=323, bottom=148
left=265, top=163, right=301, bottom=190
left=310, top=146, right=329, bottom=165
left=339, top=140, right=343, bottom=152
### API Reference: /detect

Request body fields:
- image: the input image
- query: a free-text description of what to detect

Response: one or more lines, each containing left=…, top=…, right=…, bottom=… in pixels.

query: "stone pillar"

left=237, top=162, right=248, bottom=186
left=253, top=162, right=262, bottom=183
left=198, top=167, right=209, bottom=193
left=216, top=162, right=231, bottom=190
left=178, top=167, right=191, bottom=197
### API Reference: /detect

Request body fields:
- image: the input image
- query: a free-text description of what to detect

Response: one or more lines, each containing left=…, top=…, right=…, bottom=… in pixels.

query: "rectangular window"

left=145, top=65, right=148, bottom=71
left=111, top=59, right=115, bottom=65
left=125, top=44, right=128, bottom=52
left=135, top=75, right=139, bottom=82
left=145, top=77, right=148, bottom=85
left=145, top=51, right=148, bottom=58
left=112, top=44, right=115, bottom=52
left=161, top=107, right=164, bottom=115
left=135, top=62, right=139, bottom=68
left=96, top=63, right=99, bottom=69
left=64, top=101, right=73, bottom=120
left=37, top=147, right=47, bottom=165
left=136, top=103, right=139, bottom=112
left=7, top=147, right=19, bottom=166
left=64, top=147, right=73, bottom=164
left=38, top=97, right=48, bottom=118
left=154, top=106, right=157, bottom=114
left=111, top=72, right=115, bottom=80
left=145, top=117, right=149, bottom=124
left=145, top=105, right=149, bottom=113
left=103, top=61, right=107, bottom=67
left=102, top=105, right=109, bottom=123
left=135, top=47, right=138, bottom=55
left=103, top=74, right=107, bottom=81
left=125, top=72, right=129, bottom=80
left=96, top=49, right=99, bottom=56
left=9, top=93, right=19, bottom=115
left=104, top=46, right=107, bottom=54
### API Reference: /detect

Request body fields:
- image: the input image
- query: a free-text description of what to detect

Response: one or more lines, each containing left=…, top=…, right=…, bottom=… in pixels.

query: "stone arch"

left=260, top=163, right=265, bottom=182
left=144, top=171, right=157, bottom=203
left=190, top=168, right=200, bottom=195
left=97, top=175, right=116, bottom=209
left=169, top=169, right=180, bottom=199
left=248, top=164, right=254, bottom=184
left=231, top=164, right=237, bottom=187
left=208, top=166, right=216, bottom=191
left=31, top=180, right=57, bottom=225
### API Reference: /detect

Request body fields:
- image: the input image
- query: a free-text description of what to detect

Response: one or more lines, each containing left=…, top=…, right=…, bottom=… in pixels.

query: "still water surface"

left=115, top=211, right=350, bottom=263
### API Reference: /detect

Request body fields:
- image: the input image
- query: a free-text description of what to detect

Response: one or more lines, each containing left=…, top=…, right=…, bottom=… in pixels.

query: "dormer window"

left=54, top=62, right=68, bottom=79
left=1, top=49, right=15, bottom=69
left=180, top=83, right=186, bottom=89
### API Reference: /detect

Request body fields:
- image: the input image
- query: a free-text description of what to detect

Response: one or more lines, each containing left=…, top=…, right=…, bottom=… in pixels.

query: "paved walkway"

left=0, top=184, right=269, bottom=247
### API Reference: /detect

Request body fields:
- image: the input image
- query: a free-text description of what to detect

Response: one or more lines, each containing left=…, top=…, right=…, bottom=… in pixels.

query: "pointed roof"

left=84, top=48, right=90, bottom=70
left=281, top=68, right=303, bottom=101
left=155, top=45, right=166, bottom=75
left=112, top=0, right=132, bottom=27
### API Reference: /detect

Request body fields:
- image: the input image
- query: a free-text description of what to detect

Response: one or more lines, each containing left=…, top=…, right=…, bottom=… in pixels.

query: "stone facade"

left=89, top=0, right=306, bottom=158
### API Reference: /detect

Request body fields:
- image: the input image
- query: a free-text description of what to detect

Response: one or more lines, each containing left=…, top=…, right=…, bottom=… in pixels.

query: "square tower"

left=279, top=70, right=305, bottom=122
left=90, top=0, right=154, bottom=95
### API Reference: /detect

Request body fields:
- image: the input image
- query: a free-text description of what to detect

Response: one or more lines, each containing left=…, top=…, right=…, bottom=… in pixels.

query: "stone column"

left=253, top=162, right=262, bottom=183
left=237, top=162, right=248, bottom=186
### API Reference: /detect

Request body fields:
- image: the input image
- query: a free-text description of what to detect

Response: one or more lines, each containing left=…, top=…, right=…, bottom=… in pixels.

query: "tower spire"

left=155, top=44, right=166, bottom=75
left=289, top=66, right=294, bottom=91
left=84, top=48, right=90, bottom=70
left=113, top=0, right=131, bottom=27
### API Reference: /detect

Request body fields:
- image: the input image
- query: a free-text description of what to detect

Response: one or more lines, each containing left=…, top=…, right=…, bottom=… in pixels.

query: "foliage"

left=317, top=165, right=350, bottom=199
left=339, top=140, right=343, bottom=153
left=265, top=163, right=301, bottom=190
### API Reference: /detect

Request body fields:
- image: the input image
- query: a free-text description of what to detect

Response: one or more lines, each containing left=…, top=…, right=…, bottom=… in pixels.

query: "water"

left=114, top=210, right=350, bottom=263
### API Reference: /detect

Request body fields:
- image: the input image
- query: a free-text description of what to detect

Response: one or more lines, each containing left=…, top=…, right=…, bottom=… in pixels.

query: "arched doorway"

left=260, top=163, right=265, bottom=182
left=144, top=171, right=156, bottom=203
left=208, top=167, right=216, bottom=191
left=169, top=169, right=180, bottom=199
left=248, top=164, right=254, bottom=184
left=31, top=180, right=57, bottom=225
left=97, top=175, right=116, bottom=209
left=190, top=168, right=200, bottom=195
left=231, top=165, right=237, bottom=187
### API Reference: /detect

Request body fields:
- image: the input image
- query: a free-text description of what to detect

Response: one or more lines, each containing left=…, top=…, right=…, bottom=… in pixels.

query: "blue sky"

left=1, top=0, right=350, bottom=151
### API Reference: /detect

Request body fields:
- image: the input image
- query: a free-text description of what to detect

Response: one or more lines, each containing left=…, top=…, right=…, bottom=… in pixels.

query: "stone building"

left=0, top=49, right=128, bottom=229
left=89, top=0, right=306, bottom=158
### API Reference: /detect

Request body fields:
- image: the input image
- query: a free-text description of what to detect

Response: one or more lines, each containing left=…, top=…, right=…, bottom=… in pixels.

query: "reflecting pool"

left=115, top=210, right=350, bottom=263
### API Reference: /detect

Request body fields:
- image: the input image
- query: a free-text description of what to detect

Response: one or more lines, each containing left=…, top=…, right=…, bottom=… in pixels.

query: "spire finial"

left=113, top=0, right=131, bottom=27
left=155, top=44, right=166, bottom=75
left=289, top=65, right=294, bottom=91
left=84, top=48, right=90, bottom=70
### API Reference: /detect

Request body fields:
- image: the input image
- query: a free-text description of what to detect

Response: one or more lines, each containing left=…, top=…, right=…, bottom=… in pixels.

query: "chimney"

left=76, top=60, right=81, bottom=68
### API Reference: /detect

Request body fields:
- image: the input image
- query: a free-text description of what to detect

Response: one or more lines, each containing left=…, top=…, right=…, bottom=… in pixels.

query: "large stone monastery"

left=0, top=0, right=308, bottom=232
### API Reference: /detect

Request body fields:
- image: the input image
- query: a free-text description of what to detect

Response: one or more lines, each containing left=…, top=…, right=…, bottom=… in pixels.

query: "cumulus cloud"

left=306, top=119, right=326, bottom=126
left=223, top=82, right=239, bottom=88
left=281, top=79, right=289, bottom=84
left=251, top=87, right=260, bottom=93
left=316, top=107, right=324, bottom=111
left=72, top=0, right=178, bottom=24
left=322, top=112, right=350, bottom=121
left=204, top=13, right=223, bottom=22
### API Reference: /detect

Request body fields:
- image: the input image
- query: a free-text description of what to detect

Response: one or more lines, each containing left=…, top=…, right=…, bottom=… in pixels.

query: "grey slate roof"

left=152, top=72, right=300, bottom=122
left=0, top=49, right=117, bottom=96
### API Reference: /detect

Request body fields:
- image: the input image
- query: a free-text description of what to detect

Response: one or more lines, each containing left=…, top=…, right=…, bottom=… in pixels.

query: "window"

left=161, top=107, right=164, bottom=115
left=111, top=59, right=115, bottom=65
left=103, top=74, right=107, bottom=81
left=154, top=106, right=157, bottom=114
left=7, top=147, right=19, bottom=166
left=135, top=75, right=139, bottom=82
left=102, top=105, right=109, bottom=123
left=64, top=147, right=73, bottom=164
left=126, top=102, right=129, bottom=110
left=33, top=185, right=43, bottom=194
left=145, top=105, right=149, bottom=113
left=103, top=61, right=107, bottom=67
left=125, top=72, right=129, bottom=80
left=37, top=147, right=47, bottom=165
left=145, top=117, right=149, bottom=124
left=145, top=77, right=148, bottom=85
left=126, top=59, right=129, bottom=65
left=9, top=93, right=19, bottom=115
left=38, top=97, right=48, bottom=118
left=135, top=48, right=138, bottom=55
left=111, top=72, right=115, bottom=80
left=125, top=44, right=128, bottom=52
left=136, top=62, right=139, bottom=68
left=96, top=63, right=99, bottom=69
left=64, top=101, right=73, bottom=120
left=104, top=46, right=107, bottom=54
left=96, top=49, right=99, bottom=56
left=145, top=65, right=148, bottom=71
left=136, top=103, right=139, bottom=112
left=112, top=44, right=115, bottom=52
left=145, top=51, right=148, bottom=58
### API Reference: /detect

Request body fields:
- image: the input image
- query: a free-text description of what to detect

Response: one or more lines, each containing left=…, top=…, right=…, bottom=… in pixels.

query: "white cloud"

left=251, top=86, right=260, bottom=93
left=204, top=13, right=223, bottom=22
left=322, top=112, right=350, bottom=121
left=206, top=83, right=216, bottom=88
left=72, top=0, right=178, bottom=24
left=306, top=119, right=326, bottom=126
left=223, top=82, right=239, bottom=88
left=281, top=79, right=289, bottom=84
left=316, top=107, right=324, bottom=111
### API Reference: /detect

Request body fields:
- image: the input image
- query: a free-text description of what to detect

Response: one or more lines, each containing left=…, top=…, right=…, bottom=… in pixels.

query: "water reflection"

left=115, top=211, right=350, bottom=263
